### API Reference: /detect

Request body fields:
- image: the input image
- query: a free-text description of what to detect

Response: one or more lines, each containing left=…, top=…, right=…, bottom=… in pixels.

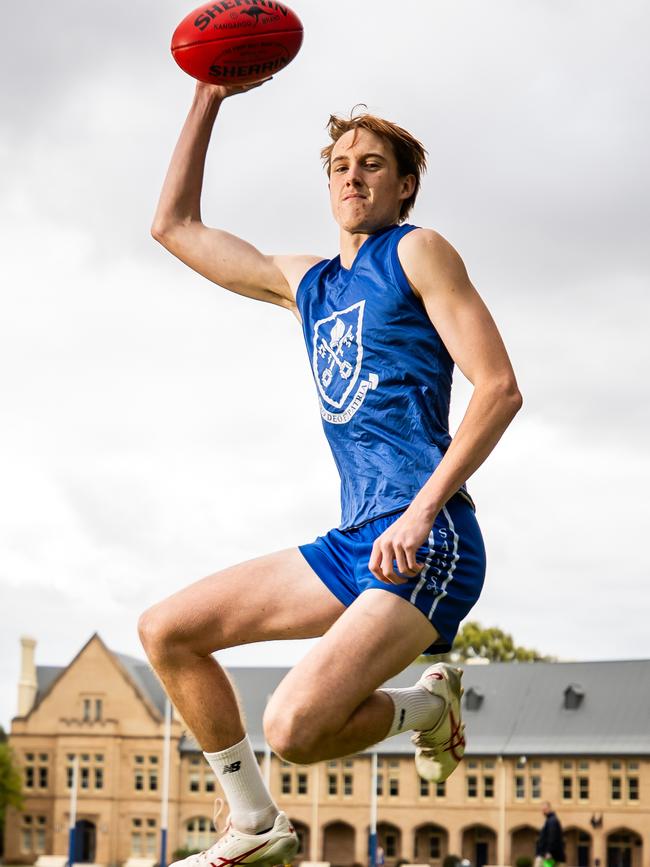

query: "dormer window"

left=465, top=687, right=484, bottom=711
left=564, top=684, right=584, bottom=709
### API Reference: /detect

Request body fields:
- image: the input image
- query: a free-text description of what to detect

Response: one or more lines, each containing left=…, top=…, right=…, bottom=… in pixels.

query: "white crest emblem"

left=311, top=300, right=379, bottom=425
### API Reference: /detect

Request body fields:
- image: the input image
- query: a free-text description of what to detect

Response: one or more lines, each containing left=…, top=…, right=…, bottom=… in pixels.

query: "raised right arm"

left=151, top=82, right=319, bottom=311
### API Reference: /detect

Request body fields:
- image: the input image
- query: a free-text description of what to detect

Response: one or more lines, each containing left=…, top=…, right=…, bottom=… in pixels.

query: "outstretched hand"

left=368, top=507, right=435, bottom=584
left=195, top=77, right=273, bottom=101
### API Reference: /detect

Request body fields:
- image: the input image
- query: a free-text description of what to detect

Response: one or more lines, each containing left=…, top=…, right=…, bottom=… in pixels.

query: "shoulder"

left=397, top=227, right=470, bottom=300
left=398, top=227, right=464, bottom=270
left=271, top=253, right=327, bottom=306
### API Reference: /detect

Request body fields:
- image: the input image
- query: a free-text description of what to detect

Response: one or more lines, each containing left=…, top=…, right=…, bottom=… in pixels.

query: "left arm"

left=368, top=228, right=523, bottom=583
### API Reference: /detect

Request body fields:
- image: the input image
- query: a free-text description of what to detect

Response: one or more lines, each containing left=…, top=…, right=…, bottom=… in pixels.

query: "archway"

left=378, top=821, right=402, bottom=864
left=74, top=820, right=96, bottom=863
left=607, top=828, right=643, bottom=867
left=462, top=825, right=497, bottom=867
left=414, top=822, right=448, bottom=864
left=565, top=827, right=592, bottom=867
left=323, top=821, right=356, bottom=867
left=510, top=825, right=538, bottom=864
left=289, top=819, right=310, bottom=863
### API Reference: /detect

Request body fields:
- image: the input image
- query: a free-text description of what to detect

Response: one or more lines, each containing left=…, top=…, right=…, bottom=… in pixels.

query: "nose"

left=344, top=162, right=363, bottom=186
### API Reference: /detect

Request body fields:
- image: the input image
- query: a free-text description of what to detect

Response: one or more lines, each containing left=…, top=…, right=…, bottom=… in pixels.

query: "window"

left=328, top=774, right=338, bottom=795
left=429, top=836, right=441, bottom=859
left=298, top=773, right=308, bottom=795
left=135, top=771, right=144, bottom=792
left=38, top=766, right=48, bottom=788
left=483, top=775, right=494, bottom=798
left=385, top=833, right=397, bottom=858
left=81, top=767, right=90, bottom=790
left=189, top=773, right=200, bottom=793
left=389, top=778, right=399, bottom=796
left=468, top=760, right=478, bottom=769
left=343, top=774, right=353, bottom=796
left=327, top=760, right=338, bottom=768
left=343, top=759, right=354, bottom=768
left=611, top=760, right=622, bottom=771
left=376, top=775, right=383, bottom=796
left=95, top=699, right=103, bottom=721
left=190, top=756, right=200, bottom=766
left=467, top=775, right=478, bottom=798
left=627, top=761, right=639, bottom=771
left=578, top=760, right=589, bottom=770
left=515, top=775, right=525, bottom=800
left=562, top=776, right=573, bottom=800
left=95, top=768, right=104, bottom=790
left=628, top=777, right=639, bottom=801
left=281, top=774, right=291, bottom=795
left=562, top=760, right=573, bottom=770
left=20, top=816, right=46, bottom=854
left=420, top=778, right=430, bottom=796
left=25, top=766, right=34, bottom=788
left=484, top=760, right=495, bottom=769
left=135, top=755, right=144, bottom=764
left=83, top=699, right=91, bottom=721
left=578, top=777, right=589, bottom=800
left=436, top=781, right=446, bottom=797
left=389, top=759, right=399, bottom=768
left=186, top=817, right=213, bottom=851
left=205, top=777, right=215, bottom=793
left=610, top=777, right=622, bottom=800
left=149, top=755, right=158, bottom=764
left=531, top=775, right=542, bottom=799
left=95, top=754, right=104, bottom=763
left=131, top=817, right=157, bottom=857
left=531, top=760, right=541, bottom=769
left=149, top=771, right=158, bottom=792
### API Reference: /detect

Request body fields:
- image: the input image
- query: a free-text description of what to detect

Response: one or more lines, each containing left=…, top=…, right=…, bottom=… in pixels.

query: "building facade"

left=4, top=635, right=649, bottom=867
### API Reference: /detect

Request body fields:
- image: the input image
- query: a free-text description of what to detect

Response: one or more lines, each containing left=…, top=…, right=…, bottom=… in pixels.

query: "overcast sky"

left=1, top=0, right=649, bottom=730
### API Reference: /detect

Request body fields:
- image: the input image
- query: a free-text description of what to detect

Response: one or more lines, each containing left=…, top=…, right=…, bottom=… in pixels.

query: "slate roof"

left=36, top=651, right=650, bottom=757
left=178, top=659, right=650, bottom=757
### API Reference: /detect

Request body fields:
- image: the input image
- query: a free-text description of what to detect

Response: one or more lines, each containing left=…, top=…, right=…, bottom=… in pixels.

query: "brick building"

left=4, top=634, right=649, bottom=867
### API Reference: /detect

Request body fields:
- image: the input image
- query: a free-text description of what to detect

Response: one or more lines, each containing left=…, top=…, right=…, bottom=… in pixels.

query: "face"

left=328, top=128, right=415, bottom=234
left=542, top=802, right=551, bottom=816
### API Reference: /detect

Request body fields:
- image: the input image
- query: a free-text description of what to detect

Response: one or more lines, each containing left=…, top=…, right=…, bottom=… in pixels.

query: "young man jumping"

left=139, top=78, right=522, bottom=867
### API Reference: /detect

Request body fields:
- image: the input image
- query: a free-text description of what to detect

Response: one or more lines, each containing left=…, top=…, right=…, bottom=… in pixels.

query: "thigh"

left=269, top=586, right=439, bottom=728
left=152, top=548, right=346, bottom=654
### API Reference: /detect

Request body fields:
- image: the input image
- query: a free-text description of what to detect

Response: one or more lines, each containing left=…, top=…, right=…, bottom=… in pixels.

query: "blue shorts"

left=298, top=494, right=486, bottom=655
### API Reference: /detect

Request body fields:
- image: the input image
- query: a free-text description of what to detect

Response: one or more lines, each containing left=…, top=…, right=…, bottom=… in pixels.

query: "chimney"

left=18, top=636, right=37, bottom=717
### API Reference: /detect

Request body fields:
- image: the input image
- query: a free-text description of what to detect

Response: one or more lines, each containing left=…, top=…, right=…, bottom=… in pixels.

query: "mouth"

left=343, top=193, right=366, bottom=202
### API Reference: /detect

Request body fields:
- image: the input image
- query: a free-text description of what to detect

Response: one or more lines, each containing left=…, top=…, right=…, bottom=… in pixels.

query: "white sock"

left=381, top=686, right=445, bottom=738
left=204, top=735, right=278, bottom=834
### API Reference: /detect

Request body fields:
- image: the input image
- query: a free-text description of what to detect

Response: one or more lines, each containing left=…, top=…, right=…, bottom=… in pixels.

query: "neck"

left=338, top=220, right=398, bottom=269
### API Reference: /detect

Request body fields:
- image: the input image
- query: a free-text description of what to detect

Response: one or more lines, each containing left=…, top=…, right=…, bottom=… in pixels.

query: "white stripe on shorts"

left=428, top=504, right=460, bottom=619
left=409, top=526, right=436, bottom=606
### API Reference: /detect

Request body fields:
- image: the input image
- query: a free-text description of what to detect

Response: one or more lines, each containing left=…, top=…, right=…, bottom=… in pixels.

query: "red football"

left=171, top=1, right=304, bottom=86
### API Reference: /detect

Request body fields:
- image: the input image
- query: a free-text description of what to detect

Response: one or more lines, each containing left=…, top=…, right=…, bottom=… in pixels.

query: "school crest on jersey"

left=311, top=300, right=378, bottom=424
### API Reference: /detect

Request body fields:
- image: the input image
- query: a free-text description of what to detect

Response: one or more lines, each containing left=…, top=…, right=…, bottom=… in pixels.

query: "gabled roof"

left=29, top=634, right=164, bottom=722
left=179, top=659, right=650, bottom=757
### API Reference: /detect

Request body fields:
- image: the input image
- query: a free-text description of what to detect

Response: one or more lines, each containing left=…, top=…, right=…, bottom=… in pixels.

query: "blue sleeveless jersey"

left=296, top=223, right=466, bottom=530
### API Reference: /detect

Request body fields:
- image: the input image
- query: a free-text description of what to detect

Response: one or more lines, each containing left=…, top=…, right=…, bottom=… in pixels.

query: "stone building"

left=4, top=634, right=649, bottom=867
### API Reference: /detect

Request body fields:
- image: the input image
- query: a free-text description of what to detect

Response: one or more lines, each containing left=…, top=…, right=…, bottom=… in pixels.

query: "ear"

left=399, top=173, right=416, bottom=200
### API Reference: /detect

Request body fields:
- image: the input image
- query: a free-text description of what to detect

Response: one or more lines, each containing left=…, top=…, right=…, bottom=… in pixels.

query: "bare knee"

left=137, top=603, right=194, bottom=669
left=263, top=695, right=338, bottom=764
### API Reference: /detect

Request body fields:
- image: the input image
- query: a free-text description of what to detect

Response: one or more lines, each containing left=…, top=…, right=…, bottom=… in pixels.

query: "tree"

left=423, top=621, right=554, bottom=663
left=0, top=726, right=24, bottom=856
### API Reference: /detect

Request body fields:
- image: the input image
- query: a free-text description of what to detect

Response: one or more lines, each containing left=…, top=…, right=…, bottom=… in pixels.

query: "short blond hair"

left=321, top=108, right=427, bottom=222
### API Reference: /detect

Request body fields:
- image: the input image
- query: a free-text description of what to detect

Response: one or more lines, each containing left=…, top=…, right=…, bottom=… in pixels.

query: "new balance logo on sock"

left=398, top=708, right=407, bottom=731
left=222, top=760, right=242, bottom=774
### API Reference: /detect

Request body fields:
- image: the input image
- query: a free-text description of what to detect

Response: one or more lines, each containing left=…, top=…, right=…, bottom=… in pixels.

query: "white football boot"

left=411, top=662, right=466, bottom=782
left=170, top=802, right=299, bottom=867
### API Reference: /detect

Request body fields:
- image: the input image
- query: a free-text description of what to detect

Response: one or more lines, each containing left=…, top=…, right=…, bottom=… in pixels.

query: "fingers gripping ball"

left=171, top=1, right=304, bottom=86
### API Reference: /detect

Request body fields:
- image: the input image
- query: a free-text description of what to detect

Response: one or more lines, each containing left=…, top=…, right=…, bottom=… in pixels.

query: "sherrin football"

left=171, top=1, right=304, bottom=86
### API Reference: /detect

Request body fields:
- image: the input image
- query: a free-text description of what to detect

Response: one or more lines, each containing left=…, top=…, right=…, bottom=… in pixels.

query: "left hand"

left=368, top=507, right=436, bottom=583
